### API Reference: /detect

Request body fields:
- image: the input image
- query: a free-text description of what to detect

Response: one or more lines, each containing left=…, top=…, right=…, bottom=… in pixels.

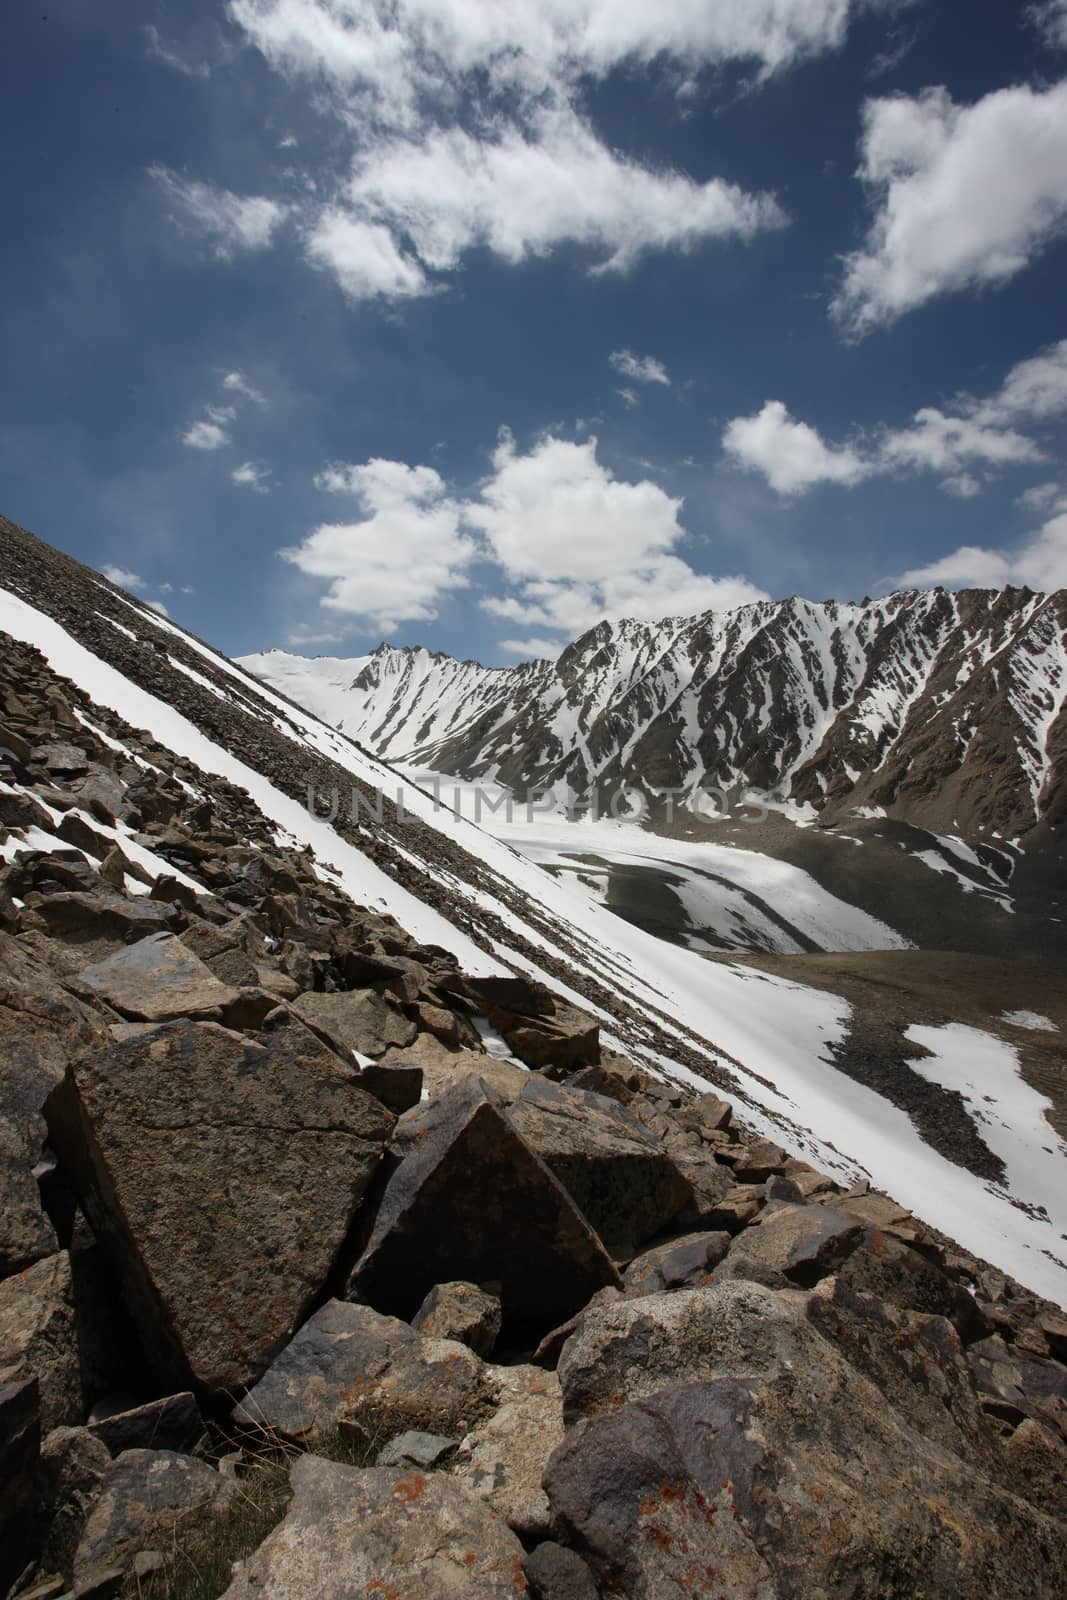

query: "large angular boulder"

left=221, top=1455, right=527, bottom=1599
left=545, top=1282, right=1067, bottom=1599
left=87, top=1391, right=208, bottom=1458
left=381, top=1031, right=527, bottom=1102
left=0, top=1252, right=82, bottom=1430
left=0, top=1378, right=41, bottom=1598
left=453, top=1364, right=564, bottom=1538
left=37, top=1424, right=112, bottom=1581
left=833, top=1225, right=991, bottom=1341
left=293, top=988, right=417, bottom=1058
left=45, top=1018, right=394, bottom=1394
left=74, top=1448, right=234, bottom=1584
left=347, top=1079, right=621, bottom=1330
left=72, top=933, right=241, bottom=1022
left=622, top=1230, right=731, bottom=1295
left=506, top=1077, right=691, bottom=1251
left=720, top=1200, right=865, bottom=1287
left=233, top=1299, right=492, bottom=1443
left=19, top=890, right=180, bottom=946
left=412, top=1281, right=502, bottom=1357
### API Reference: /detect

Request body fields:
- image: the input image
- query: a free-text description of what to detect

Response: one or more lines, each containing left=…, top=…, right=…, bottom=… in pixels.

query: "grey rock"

left=524, top=1541, right=599, bottom=1600
left=412, top=1281, right=502, bottom=1357
left=74, top=1448, right=233, bottom=1581
left=87, top=1392, right=207, bottom=1458
left=72, top=934, right=240, bottom=1022
left=220, top=1454, right=527, bottom=1599
left=233, top=1299, right=492, bottom=1443
left=348, top=1079, right=620, bottom=1331
left=453, top=1364, right=564, bottom=1538
left=46, top=1018, right=393, bottom=1394
left=722, top=1200, right=864, bottom=1286
left=375, top=1429, right=458, bottom=1470
left=833, top=1225, right=991, bottom=1342
left=622, top=1230, right=731, bottom=1295
left=37, top=1426, right=112, bottom=1580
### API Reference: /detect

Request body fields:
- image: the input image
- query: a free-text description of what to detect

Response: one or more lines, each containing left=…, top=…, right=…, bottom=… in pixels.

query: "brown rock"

left=0, top=1252, right=82, bottom=1430
left=293, top=987, right=417, bottom=1058
left=0, top=1378, right=41, bottom=1598
left=412, top=1281, right=502, bottom=1357
left=72, top=933, right=240, bottom=1022
left=721, top=1201, right=865, bottom=1287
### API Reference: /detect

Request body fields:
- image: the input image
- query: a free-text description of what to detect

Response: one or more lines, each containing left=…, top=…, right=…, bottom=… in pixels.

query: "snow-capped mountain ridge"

left=242, top=586, right=1067, bottom=841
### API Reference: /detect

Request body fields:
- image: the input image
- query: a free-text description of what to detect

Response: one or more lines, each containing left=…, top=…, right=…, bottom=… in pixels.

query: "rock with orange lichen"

left=220, top=1455, right=528, bottom=1599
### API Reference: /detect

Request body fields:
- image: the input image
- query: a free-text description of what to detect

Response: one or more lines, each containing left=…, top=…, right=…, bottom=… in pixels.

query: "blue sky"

left=2, top=0, right=1067, bottom=663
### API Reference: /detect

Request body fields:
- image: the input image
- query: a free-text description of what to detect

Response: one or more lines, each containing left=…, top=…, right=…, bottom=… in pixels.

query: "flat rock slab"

left=74, top=1448, right=233, bottom=1581
left=46, top=1019, right=394, bottom=1394
left=454, top=1364, right=564, bottom=1539
left=233, top=1299, right=492, bottom=1443
left=506, top=1077, right=690, bottom=1251
left=347, top=1079, right=620, bottom=1330
left=222, top=1455, right=527, bottom=1599
left=722, top=1201, right=864, bottom=1287
left=0, top=1251, right=81, bottom=1432
left=293, top=988, right=417, bottom=1059
left=73, top=933, right=240, bottom=1022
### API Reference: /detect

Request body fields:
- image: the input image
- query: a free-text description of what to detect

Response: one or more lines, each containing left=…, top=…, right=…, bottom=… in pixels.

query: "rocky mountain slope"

left=1, top=510, right=1067, bottom=1598
left=241, top=586, right=1067, bottom=843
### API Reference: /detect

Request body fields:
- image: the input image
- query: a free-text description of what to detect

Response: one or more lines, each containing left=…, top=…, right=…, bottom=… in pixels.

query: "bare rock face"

left=720, top=1200, right=865, bottom=1287
left=412, top=1281, right=502, bottom=1358
left=293, top=988, right=417, bottom=1059
left=0, top=1252, right=82, bottom=1431
left=233, top=1299, right=492, bottom=1443
left=380, top=1031, right=527, bottom=1102
left=72, top=933, right=241, bottom=1022
left=74, top=1448, right=233, bottom=1585
left=453, top=1363, right=564, bottom=1538
left=506, top=1077, right=691, bottom=1252
left=622, top=1230, right=731, bottom=1295
left=545, top=1282, right=1067, bottom=1599
left=221, top=1455, right=528, bottom=1599
left=347, top=1079, right=621, bottom=1331
left=45, top=1018, right=394, bottom=1394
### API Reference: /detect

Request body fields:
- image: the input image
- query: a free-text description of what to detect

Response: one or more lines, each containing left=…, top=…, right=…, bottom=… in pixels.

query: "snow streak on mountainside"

left=241, top=588, right=1067, bottom=842
left=2, top=512, right=1066, bottom=1306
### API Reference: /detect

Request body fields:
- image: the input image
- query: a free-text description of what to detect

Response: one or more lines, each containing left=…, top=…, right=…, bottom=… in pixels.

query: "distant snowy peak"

left=240, top=586, right=1067, bottom=842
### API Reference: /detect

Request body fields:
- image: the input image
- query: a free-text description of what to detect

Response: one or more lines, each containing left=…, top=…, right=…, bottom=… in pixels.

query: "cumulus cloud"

left=101, top=565, right=148, bottom=590
left=305, top=212, right=429, bottom=300
left=146, top=599, right=171, bottom=617
left=723, top=337, right=1067, bottom=496
left=152, top=167, right=289, bottom=258
left=182, top=418, right=230, bottom=450
left=610, top=349, right=671, bottom=385
left=283, top=459, right=477, bottom=632
left=723, top=400, right=870, bottom=494
left=835, top=79, right=1067, bottom=334
left=1029, top=1, right=1067, bottom=48
left=231, top=461, right=273, bottom=492
left=223, top=370, right=267, bottom=404
left=899, top=509, right=1067, bottom=592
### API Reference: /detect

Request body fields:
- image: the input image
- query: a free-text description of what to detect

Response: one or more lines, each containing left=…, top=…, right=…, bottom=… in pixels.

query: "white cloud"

left=617, top=387, right=639, bottom=409
left=723, top=337, right=1065, bottom=497
left=182, top=419, right=230, bottom=450
left=610, top=349, right=670, bottom=385
left=899, top=509, right=1067, bottom=592
left=1029, top=1, right=1067, bottom=48
left=144, top=25, right=211, bottom=78
left=146, top=599, right=171, bottom=617
left=283, top=458, right=477, bottom=631
left=101, top=564, right=148, bottom=590
left=305, top=211, right=429, bottom=299
left=286, top=624, right=346, bottom=646
left=1019, top=481, right=1067, bottom=514
left=232, top=461, right=273, bottom=492
left=152, top=167, right=289, bottom=258
left=223, top=370, right=267, bottom=404
left=723, top=400, right=871, bottom=494
left=338, top=106, right=783, bottom=286
left=498, top=637, right=564, bottom=660
left=835, top=79, right=1067, bottom=333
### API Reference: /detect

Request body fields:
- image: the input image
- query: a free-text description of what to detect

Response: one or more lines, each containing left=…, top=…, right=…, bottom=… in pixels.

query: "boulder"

left=352, top=1058, right=423, bottom=1114
left=233, top=1300, right=492, bottom=1443
left=967, top=1335, right=1067, bottom=1443
left=506, top=1076, right=690, bottom=1252
left=87, top=1392, right=208, bottom=1458
left=380, top=1031, right=527, bottom=1101
left=220, top=1455, right=527, bottom=1599
left=720, top=1201, right=865, bottom=1287
left=623, top=1230, right=731, bottom=1295
left=72, top=933, right=240, bottom=1022
left=293, top=988, right=417, bottom=1059
left=412, top=1281, right=502, bottom=1357
left=74, top=1448, right=233, bottom=1584
left=0, top=1378, right=41, bottom=1599
left=524, top=1542, right=599, bottom=1600
left=0, top=1252, right=82, bottom=1430
left=33, top=744, right=90, bottom=779
left=833, top=1226, right=991, bottom=1341
left=728, top=1136, right=788, bottom=1182
left=45, top=1018, right=393, bottom=1394
left=545, top=1282, right=1067, bottom=1599
left=453, top=1364, right=564, bottom=1538
left=347, top=1079, right=620, bottom=1331
left=496, top=1000, right=600, bottom=1072
left=18, top=891, right=180, bottom=946
left=37, top=1425, right=112, bottom=1580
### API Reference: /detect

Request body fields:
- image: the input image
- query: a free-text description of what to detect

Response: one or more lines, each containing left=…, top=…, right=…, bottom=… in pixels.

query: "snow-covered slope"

left=241, top=587, right=1067, bottom=842
left=2, top=512, right=1066, bottom=1307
